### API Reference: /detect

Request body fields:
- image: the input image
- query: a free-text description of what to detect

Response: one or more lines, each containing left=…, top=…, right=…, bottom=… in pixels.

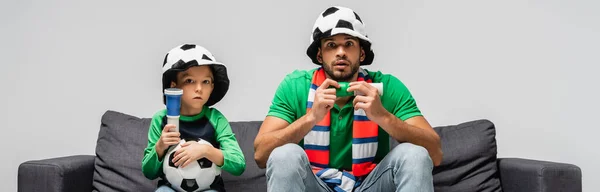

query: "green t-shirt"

left=267, top=68, right=422, bottom=171
left=142, top=106, right=245, bottom=180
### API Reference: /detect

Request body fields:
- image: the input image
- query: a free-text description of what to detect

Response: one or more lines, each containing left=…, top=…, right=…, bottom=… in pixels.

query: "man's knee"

left=267, top=143, right=306, bottom=168
left=389, top=143, right=433, bottom=170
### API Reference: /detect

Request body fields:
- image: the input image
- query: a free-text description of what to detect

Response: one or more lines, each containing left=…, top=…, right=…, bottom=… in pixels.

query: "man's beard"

left=323, top=59, right=360, bottom=82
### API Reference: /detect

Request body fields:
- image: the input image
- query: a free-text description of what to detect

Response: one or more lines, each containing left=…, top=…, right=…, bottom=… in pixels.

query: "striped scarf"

left=304, top=67, right=378, bottom=192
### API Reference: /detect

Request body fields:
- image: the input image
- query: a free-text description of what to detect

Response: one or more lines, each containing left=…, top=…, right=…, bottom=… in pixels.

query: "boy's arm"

left=212, top=110, right=246, bottom=176
left=142, top=112, right=166, bottom=179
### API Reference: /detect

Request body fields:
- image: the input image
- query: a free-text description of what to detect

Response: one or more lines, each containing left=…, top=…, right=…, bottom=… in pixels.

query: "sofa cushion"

left=222, top=121, right=267, bottom=191
left=432, top=119, right=502, bottom=192
left=92, top=110, right=157, bottom=192
left=92, top=110, right=266, bottom=192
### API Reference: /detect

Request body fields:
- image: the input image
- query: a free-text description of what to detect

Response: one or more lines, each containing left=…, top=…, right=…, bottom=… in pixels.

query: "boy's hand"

left=172, top=141, right=213, bottom=168
left=155, top=124, right=181, bottom=153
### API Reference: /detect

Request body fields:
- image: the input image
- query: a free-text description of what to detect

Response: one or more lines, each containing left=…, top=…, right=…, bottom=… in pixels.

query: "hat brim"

left=205, top=64, right=229, bottom=106
left=306, top=31, right=374, bottom=65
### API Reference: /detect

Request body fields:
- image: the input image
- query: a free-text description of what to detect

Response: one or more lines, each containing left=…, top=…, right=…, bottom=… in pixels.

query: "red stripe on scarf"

left=306, top=67, right=379, bottom=183
left=305, top=149, right=329, bottom=165
left=352, top=122, right=379, bottom=138
left=351, top=162, right=378, bottom=177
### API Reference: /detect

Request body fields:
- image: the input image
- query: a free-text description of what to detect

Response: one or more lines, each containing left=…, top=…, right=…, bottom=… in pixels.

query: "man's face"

left=317, top=34, right=365, bottom=82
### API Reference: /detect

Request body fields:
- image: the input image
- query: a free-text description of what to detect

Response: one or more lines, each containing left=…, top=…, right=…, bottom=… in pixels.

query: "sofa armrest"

left=497, top=158, right=581, bottom=192
left=18, top=155, right=95, bottom=192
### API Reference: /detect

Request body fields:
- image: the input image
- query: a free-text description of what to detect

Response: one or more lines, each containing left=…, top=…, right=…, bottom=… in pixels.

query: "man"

left=253, top=6, right=442, bottom=192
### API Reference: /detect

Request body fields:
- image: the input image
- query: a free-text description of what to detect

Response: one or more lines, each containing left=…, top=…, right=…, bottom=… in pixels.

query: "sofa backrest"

left=93, top=110, right=157, bottom=192
left=432, top=119, right=502, bottom=192
left=92, top=110, right=266, bottom=192
left=221, top=121, right=267, bottom=191
left=93, top=110, right=502, bottom=192
left=390, top=119, right=502, bottom=192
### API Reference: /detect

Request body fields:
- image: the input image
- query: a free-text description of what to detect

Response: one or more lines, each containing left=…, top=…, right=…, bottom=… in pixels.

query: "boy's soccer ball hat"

left=306, top=6, right=375, bottom=65
left=161, top=44, right=229, bottom=106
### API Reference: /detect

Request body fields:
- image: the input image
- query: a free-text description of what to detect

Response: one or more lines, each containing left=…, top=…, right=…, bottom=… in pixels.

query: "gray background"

left=1, top=0, right=598, bottom=191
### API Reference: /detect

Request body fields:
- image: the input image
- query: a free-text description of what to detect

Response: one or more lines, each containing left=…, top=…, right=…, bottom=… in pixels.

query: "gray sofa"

left=18, top=110, right=582, bottom=192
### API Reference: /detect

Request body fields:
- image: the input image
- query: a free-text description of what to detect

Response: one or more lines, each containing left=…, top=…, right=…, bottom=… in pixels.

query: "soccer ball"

left=162, top=139, right=221, bottom=192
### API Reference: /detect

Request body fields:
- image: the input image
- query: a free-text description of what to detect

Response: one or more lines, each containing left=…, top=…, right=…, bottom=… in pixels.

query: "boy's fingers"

left=163, top=124, right=176, bottom=133
left=181, top=159, right=191, bottom=168
left=172, top=154, right=180, bottom=164
left=174, top=148, right=184, bottom=156
left=181, top=142, right=190, bottom=147
left=177, top=156, right=190, bottom=167
left=164, top=132, right=180, bottom=138
left=174, top=152, right=186, bottom=164
left=167, top=140, right=179, bottom=145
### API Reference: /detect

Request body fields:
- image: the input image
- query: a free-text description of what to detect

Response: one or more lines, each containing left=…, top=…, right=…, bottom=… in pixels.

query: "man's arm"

left=380, top=114, right=443, bottom=166
left=349, top=81, right=443, bottom=166
left=254, top=79, right=339, bottom=169
left=253, top=115, right=316, bottom=169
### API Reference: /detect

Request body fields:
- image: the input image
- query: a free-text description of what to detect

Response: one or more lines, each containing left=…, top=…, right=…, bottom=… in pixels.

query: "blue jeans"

left=155, top=185, right=218, bottom=192
left=266, top=143, right=434, bottom=192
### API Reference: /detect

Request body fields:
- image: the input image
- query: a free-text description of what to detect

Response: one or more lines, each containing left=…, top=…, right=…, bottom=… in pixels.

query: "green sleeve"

left=266, top=75, right=297, bottom=124
left=385, top=75, right=423, bottom=120
left=141, top=110, right=166, bottom=180
left=209, top=109, right=246, bottom=176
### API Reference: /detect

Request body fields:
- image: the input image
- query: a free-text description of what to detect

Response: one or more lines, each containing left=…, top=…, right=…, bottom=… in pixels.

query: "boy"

left=142, top=44, right=245, bottom=192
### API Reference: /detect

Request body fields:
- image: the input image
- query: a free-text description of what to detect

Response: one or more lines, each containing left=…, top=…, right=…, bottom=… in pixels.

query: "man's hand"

left=347, top=81, right=443, bottom=165
left=172, top=141, right=214, bottom=168
left=308, top=79, right=340, bottom=122
left=155, top=124, right=180, bottom=159
left=347, top=81, right=390, bottom=124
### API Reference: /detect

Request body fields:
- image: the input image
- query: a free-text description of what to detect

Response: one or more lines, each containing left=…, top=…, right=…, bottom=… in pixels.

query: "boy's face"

left=170, top=65, right=214, bottom=114
left=317, top=34, right=365, bottom=82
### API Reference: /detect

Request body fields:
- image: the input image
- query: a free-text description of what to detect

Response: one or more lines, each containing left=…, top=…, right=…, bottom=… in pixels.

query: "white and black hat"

left=161, top=44, right=229, bottom=106
left=306, top=6, right=374, bottom=65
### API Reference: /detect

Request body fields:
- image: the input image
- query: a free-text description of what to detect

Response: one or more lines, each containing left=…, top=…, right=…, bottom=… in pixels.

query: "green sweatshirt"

left=142, top=106, right=245, bottom=180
